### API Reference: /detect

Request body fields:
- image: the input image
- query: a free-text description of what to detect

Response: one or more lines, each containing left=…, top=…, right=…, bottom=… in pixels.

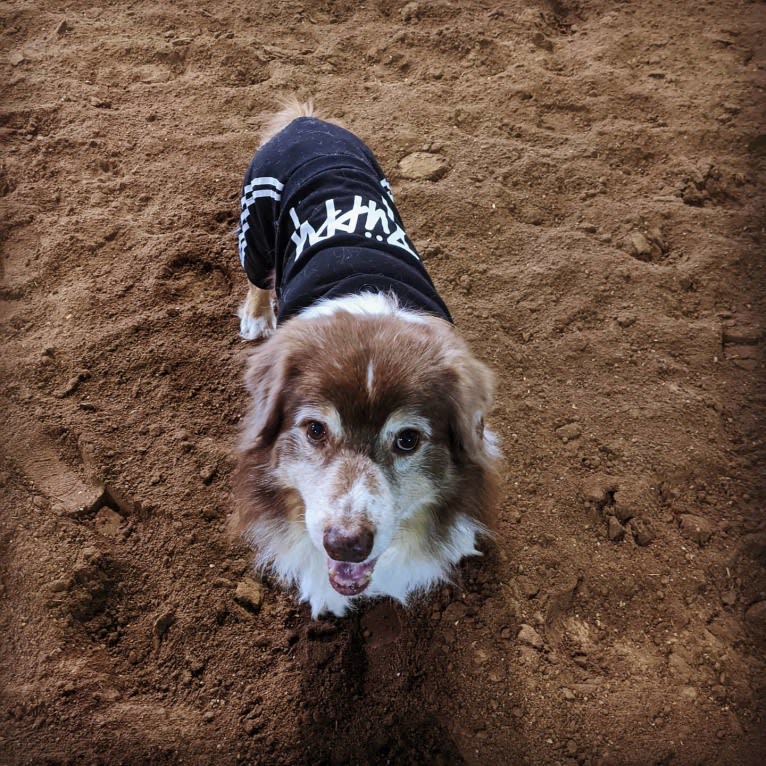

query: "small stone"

left=199, top=465, right=216, bottom=484
left=629, top=517, right=655, bottom=547
left=400, top=1, right=420, bottom=21
left=607, top=515, right=625, bottom=542
left=680, top=686, right=698, bottom=701
left=556, top=422, right=582, bottom=443
left=234, top=577, right=264, bottom=614
left=517, top=624, right=544, bottom=650
left=56, top=371, right=89, bottom=398
left=443, top=601, right=467, bottom=623
left=474, top=648, right=490, bottom=665
left=47, top=578, right=70, bottom=593
left=627, top=230, right=665, bottom=262
left=152, top=609, right=176, bottom=649
left=679, top=514, right=714, bottom=546
left=581, top=476, right=617, bottom=506
left=628, top=231, right=652, bottom=260
left=531, top=32, right=554, bottom=52
left=88, top=96, right=111, bottom=109
left=721, top=589, right=737, bottom=607
left=9, top=50, right=25, bottom=66
left=398, top=152, right=449, bottom=181
left=55, top=19, right=70, bottom=35
left=562, top=688, right=575, bottom=701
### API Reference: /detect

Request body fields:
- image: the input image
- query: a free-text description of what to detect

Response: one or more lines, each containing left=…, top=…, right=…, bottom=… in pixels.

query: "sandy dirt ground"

left=1, top=1, right=765, bottom=764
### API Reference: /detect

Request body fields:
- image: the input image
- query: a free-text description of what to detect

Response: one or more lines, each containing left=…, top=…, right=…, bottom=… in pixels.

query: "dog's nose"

left=323, top=525, right=374, bottom=563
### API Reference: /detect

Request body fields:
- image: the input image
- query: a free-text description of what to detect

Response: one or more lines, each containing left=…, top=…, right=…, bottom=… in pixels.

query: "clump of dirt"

left=1, top=1, right=764, bottom=764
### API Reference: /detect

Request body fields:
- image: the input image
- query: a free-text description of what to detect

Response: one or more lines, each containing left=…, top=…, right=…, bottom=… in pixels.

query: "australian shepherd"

left=230, top=99, right=500, bottom=618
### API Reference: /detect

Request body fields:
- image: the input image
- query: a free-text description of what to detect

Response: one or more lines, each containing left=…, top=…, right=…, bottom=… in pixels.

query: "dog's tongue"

left=327, top=558, right=377, bottom=596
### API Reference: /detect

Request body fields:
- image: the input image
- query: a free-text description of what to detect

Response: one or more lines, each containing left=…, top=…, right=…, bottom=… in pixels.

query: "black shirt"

left=238, top=117, right=452, bottom=324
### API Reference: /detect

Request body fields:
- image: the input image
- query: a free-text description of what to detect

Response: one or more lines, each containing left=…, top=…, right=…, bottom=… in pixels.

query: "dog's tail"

left=258, top=96, right=339, bottom=147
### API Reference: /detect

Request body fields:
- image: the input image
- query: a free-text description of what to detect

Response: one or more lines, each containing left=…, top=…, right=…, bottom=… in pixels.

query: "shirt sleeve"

left=238, top=170, right=284, bottom=289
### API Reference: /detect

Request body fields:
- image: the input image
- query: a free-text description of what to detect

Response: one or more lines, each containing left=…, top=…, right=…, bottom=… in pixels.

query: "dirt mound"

left=1, top=1, right=764, bottom=764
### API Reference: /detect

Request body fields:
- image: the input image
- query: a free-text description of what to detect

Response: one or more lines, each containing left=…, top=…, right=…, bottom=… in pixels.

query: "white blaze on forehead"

left=293, top=404, right=343, bottom=439
left=366, top=360, right=375, bottom=395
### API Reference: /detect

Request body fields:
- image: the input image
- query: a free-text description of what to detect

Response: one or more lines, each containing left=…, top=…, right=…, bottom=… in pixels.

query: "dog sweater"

left=238, top=117, right=452, bottom=324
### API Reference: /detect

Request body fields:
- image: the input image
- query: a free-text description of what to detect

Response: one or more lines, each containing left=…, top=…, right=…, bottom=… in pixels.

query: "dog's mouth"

left=327, top=557, right=377, bottom=596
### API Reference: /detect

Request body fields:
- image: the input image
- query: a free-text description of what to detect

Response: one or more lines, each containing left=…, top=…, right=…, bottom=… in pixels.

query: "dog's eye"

left=394, top=429, right=420, bottom=454
left=305, top=420, right=327, bottom=444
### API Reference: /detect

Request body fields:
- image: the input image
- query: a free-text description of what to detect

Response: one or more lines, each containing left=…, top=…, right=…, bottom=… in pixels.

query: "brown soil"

left=1, top=1, right=765, bottom=764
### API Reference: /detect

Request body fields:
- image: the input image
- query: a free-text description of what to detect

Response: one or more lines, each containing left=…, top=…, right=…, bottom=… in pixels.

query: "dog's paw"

left=239, top=312, right=276, bottom=340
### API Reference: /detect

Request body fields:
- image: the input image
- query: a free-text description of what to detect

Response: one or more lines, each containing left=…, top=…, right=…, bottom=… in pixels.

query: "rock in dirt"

left=234, top=577, right=264, bottom=614
left=152, top=609, right=176, bottom=650
left=628, top=517, right=656, bottom=547
left=531, top=32, right=554, bottom=52
left=626, top=228, right=667, bottom=262
left=581, top=476, right=617, bottom=507
left=679, top=514, right=714, bottom=546
left=608, top=515, right=626, bottom=541
left=517, top=624, right=544, bottom=650
left=399, top=1, right=420, bottom=21
left=398, top=152, right=449, bottom=181
left=56, top=370, right=90, bottom=397
left=556, top=422, right=582, bottom=443
left=199, top=465, right=216, bottom=484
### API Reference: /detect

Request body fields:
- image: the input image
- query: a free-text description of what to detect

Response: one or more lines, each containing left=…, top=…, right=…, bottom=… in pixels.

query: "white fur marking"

left=297, top=292, right=430, bottom=324
left=238, top=308, right=275, bottom=340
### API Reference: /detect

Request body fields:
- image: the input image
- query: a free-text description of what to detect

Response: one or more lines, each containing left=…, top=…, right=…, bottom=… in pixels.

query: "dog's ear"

left=242, top=338, right=290, bottom=447
left=445, top=344, right=496, bottom=469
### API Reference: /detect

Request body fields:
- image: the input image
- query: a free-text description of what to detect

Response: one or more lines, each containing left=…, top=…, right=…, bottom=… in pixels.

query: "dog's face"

left=234, top=308, right=497, bottom=603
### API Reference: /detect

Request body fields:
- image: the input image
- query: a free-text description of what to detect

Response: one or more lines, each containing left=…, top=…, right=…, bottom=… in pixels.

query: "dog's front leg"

left=238, top=281, right=277, bottom=340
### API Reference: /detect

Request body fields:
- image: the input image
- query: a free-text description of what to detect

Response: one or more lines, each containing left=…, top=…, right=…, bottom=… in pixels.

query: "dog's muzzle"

left=323, top=525, right=377, bottom=596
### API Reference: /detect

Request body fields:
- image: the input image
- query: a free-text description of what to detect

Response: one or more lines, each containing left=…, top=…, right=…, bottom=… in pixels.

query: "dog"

left=231, top=99, right=501, bottom=618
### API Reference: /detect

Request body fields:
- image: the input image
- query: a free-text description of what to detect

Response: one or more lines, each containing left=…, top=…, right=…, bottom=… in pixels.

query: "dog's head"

left=233, top=307, right=498, bottom=598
